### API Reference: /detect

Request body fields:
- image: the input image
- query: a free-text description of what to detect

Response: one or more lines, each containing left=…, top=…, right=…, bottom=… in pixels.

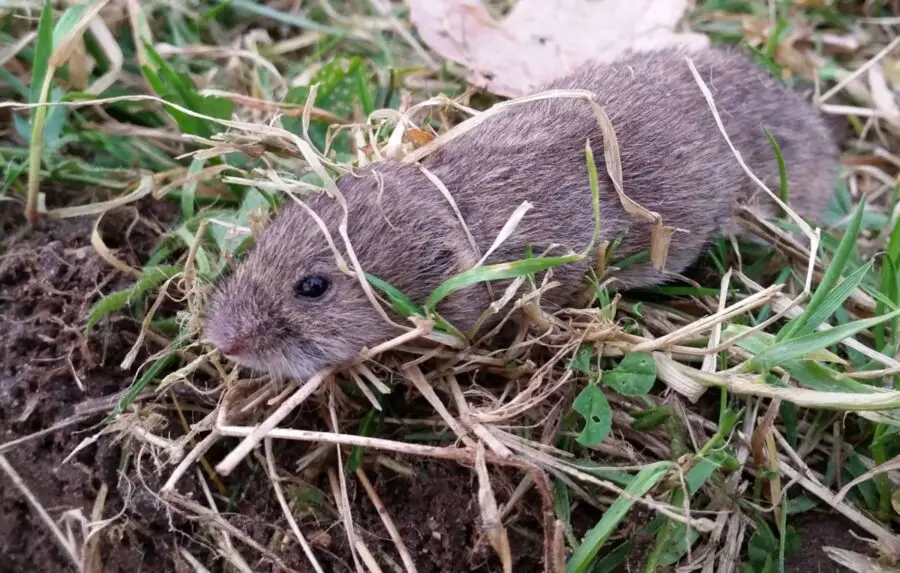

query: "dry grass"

left=1, top=1, right=900, bottom=572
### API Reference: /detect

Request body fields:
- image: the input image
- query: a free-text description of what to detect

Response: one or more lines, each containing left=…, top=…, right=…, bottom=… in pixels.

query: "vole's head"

left=203, top=162, right=476, bottom=381
left=203, top=196, right=398, bottom=381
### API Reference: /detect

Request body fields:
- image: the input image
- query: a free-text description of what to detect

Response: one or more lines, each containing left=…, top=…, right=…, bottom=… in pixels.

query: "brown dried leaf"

left=408, top=0, right=709, bottom=97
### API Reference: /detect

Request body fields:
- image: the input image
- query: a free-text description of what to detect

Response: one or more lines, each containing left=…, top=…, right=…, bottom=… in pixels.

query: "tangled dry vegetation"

left=1, top=1, right=900, bottom=572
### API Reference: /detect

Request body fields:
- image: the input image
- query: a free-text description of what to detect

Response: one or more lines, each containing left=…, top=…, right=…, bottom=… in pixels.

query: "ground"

left=0, top=200, right=544, bottom=572
left=0, top=198, right=884, bottom=573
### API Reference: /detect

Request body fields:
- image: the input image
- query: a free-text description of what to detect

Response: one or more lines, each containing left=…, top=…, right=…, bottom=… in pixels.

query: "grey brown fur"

left=205, top=45, right=839, bottom=380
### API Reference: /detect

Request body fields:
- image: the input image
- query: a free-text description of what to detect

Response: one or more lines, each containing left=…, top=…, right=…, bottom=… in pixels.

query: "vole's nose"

left=217, top=338, right=246, bottom=357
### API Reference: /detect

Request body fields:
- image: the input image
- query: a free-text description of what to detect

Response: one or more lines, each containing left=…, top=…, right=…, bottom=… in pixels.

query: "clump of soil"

left=786, top=513, right=880, bottom=573
left=0, top=199, right=183, bottom=572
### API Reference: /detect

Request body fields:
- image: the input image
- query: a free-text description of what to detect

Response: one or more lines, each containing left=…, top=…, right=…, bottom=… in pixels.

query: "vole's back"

left=206, top=45, right=841, bottom=375
left=253, top=45, right=839, bottom=339
left=414, top=45, right=837, bottom=295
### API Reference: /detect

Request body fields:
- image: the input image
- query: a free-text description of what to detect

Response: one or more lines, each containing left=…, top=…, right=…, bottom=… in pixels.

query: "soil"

left=0, top=194, right=883, bottom=573
left=0, top=198, right=183, bottom=573
left=785, top=513, right=878, bottom=573
left=0, top=197, right=544, bottom=573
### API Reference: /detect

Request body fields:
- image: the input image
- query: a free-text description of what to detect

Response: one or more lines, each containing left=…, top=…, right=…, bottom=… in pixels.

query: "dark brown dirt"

left=0, top=198, right=183, bottom=573
left=353, top=460, right=543, bottom=572
left=786, top=512, right=878, bottom=573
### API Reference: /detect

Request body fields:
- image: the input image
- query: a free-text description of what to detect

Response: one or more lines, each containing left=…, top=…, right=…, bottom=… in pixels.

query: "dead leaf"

left=408, top=0, right=709, bottom=97
left=404, top=127, right=435, bottom=147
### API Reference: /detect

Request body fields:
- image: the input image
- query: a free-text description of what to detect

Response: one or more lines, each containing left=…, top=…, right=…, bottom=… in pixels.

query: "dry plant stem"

left=90, top=209, right=142, bottom=277
left=834, top=454, right=900, bottom=504
left=819, top=36, right=900, bottom=103
left=356, top=469, right=419, bottom=573
left=264, top=439, right=325, bottom=573
left=368, top=0, right=439, bottom=69
left=215, top=368, right=332, bottom=476
left=551, top=520, right=566, bottom=573
left=402, top=364, right=476, bottom=448
left=631, top=285, right=780, bottom=353
left=689, top=368, right=900, bottom=410
left=446, top=375, right=514, bottom=457
left=328, top=392, right=366, bottom=573
left=48, top=173, right=157, bottom=219
left=699, top=505, right=735, bottom=573
left=177, top=548, right=211, bottom=573
left=715, top=509, right=748, bottom=573
left=83, top=483, right=108, bottom=573
left=327, top=469, right=366, bottom=573
left=198, top=89, right=345, bottom=122
left=163, top=491, right=299, bottom=573
left=499, top=473, right=535, bottom=523
left=0, top=454, right=82, bottom=567
left=684, top=55, right=819, bottom=292
left=0, top=30, right=36, bottom=68
left=197, top=470, right=254, bottom=573
left=474, top=443, right=513, bottom=573
left=702, top=270, right=732, bottom=373
left=353, top=540, right=385, bottom=573
left=823, top=548, right=900, bottom=573
left=776, top=460, right=900, bottom=557
left=121, top=275, right=177, bottom=370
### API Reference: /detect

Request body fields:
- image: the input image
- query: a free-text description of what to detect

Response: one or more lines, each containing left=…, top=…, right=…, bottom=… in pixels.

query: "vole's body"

left=205, top=46, right=839, bottom=380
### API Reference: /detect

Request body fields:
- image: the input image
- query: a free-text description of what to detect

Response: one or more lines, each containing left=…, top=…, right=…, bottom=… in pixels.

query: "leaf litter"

left=408, top=0, right=709, bottom=97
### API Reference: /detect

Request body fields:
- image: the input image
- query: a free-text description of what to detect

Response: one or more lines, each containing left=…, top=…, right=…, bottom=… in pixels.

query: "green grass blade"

left=29, top=0, right=54, bottom=105
left=790, top=260, right=873, bottom=338
left=85, top=265, right=183, bottom=332
left=748, top=308, right=900, bottom=371
left=52, top=1, right=89, bottom=48
left=424, top=253, right=581, bottom=311
left=778, top=194, right=868, bottom=341
left=886, top=208, right=900, bottom=263
left=224, top=0, right=346, bottom=34
left=566, top=462, right=670, bottom=573
left=585, top=140, right=602, bottom=242
left=874, top=255, right=900, bottom=350
left=763, top=127, right=789, bottom=213
left=365, top=273, right=423, bottom=318
left=355, top=63, right=375, bottom=117
left=109, top=350, right=181, bottom=418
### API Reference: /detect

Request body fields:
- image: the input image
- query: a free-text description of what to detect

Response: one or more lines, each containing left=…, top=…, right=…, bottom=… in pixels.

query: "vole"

left=204, top=45, right=840, bottom=380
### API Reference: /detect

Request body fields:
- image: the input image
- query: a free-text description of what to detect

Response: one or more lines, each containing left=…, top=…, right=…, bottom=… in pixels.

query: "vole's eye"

left=294, top=275, right=329, bottom=298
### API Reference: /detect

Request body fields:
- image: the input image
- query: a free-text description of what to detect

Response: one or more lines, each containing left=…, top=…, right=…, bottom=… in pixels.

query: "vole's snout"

left=203, top=278, right=284, bottom=368
left=203, top=311, right=247, bottom=360
left=211, top=332, right=245, bottom=358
